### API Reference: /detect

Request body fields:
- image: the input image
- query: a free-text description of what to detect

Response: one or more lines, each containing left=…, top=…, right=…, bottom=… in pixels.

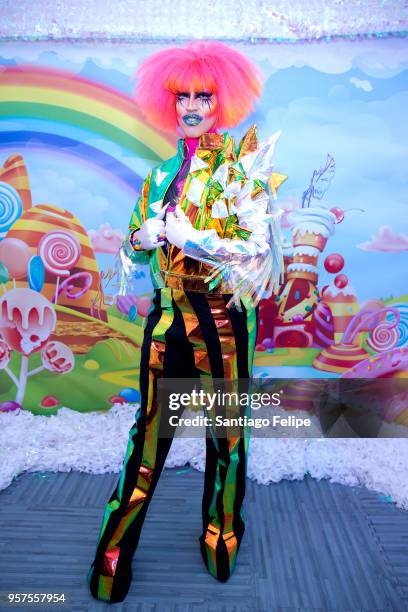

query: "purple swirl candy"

left=52, top=271, right=93, bottom=302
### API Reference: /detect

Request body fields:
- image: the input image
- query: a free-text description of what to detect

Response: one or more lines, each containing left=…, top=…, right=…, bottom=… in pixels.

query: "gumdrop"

left=255, top=343, right=266, bottom=352
left=118, top=387, right=140, bottom=403
left=109, top=395, right=127, bottom=405
left=0, top=400, right=21, bottom=413
left=84, top=359, right=100, bottom=370
left=41, top=395, right=60, bottom=407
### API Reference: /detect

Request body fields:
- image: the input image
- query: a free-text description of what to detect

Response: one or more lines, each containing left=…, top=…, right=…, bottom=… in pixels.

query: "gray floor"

left=0, top=468, right=407, bottom=612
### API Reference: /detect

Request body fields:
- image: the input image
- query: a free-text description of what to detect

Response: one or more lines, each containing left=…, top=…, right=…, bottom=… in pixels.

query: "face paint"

left=176, top=89, right=218, bottom=138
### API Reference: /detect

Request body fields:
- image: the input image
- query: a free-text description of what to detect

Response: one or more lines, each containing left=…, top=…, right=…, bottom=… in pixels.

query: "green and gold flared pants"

left=88, top=288, right=258, bottom=602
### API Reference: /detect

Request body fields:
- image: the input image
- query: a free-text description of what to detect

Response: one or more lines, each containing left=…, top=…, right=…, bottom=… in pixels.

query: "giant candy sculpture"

left=0, top=287, right=74, bottom=406
left=273, top=205, right=336, bottom=348
left=7, top=204, right=106, bottom=321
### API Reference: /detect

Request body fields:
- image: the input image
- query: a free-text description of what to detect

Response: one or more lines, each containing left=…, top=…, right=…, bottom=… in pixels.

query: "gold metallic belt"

left=161, top=271, right=231, bottom=294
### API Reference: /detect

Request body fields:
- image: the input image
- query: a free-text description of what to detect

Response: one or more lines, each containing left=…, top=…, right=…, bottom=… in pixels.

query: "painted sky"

left=0, top=38, right=407, bottom=300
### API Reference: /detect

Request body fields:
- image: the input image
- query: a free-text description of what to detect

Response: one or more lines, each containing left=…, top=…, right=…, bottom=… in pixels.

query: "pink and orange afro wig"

left=132, top=41, right=263, bottom=133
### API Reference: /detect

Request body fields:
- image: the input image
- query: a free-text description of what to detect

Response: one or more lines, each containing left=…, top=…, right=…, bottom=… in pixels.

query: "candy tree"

left=0, top=287, right=75, bottom=406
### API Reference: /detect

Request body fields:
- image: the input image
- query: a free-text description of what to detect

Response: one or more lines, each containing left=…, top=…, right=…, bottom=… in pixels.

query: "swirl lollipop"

left=0, top=181, right=23, bottom=239
left=38, top=230, right=81, bottom=304
left=367, top=321, right=400, bottom=352
left=343, top=306, right=400, bottom=350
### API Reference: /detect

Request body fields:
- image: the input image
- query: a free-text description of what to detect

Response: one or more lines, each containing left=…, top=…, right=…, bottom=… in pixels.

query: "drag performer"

left=88, top=40, right=286, bottom=603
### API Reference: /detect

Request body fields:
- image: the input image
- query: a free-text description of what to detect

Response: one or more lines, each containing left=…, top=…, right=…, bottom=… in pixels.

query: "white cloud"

left=350, top=77, right=373, bottom=92
left=237, top=38, right=408, bottom=77
left=0, top=41, right=162, bottom=75
left=30, top=167, right=110, bottom=225
left=2, top=37, right=408, bottom=79
left=258, top=87, right=408, bottom=301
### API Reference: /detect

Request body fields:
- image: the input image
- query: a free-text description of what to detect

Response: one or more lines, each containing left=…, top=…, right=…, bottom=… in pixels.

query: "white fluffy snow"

left=1, top=404, right=407, bottom=509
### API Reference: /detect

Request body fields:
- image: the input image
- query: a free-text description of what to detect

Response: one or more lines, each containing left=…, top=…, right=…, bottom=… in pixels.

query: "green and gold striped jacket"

left=126, top=125, right=287, bottom=303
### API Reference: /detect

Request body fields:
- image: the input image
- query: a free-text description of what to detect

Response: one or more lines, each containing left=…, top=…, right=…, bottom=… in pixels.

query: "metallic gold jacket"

left=125, top=125, right=287, bottom=308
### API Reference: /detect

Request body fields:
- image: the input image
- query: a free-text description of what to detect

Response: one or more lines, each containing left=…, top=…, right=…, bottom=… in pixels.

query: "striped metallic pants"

left=88, top=288, right=258, bottom=602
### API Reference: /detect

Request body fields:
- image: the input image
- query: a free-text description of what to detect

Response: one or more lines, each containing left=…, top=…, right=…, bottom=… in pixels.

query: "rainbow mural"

left=0, top=65, right=178, bottom=199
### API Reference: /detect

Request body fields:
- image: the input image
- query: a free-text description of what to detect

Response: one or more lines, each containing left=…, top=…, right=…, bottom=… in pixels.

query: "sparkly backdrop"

left=0, top=0, right=407, bottom=42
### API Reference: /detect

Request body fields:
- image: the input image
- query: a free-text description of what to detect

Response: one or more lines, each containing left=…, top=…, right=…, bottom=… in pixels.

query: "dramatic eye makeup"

left=196, top=92, right=214, bottom=108
left=176, top=91, right=214, bottom=108
left=176, top=92, right=189, bottom=101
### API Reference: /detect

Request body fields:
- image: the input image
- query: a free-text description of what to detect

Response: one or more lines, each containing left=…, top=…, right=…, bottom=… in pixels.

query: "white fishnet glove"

left=166, top=205, right=214, bottom=249
left=130, top=204, right=169, bottom=250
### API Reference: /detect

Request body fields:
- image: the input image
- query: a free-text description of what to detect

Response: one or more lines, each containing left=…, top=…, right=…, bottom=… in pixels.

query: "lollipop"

left=0, top=237, right=31, bottom=282
left=136, top=296, right=151, bottom=317
left=116, top=295, right=136, bottom=315
left=0, top=181, right=23, bottom=238
left=0, top=288, right=56, bottom=355
left=129, top=305, right=137, bottom=322
left=0, top=288, right=58, bottom=405
left=367, top=321, right=400, bottom=352
left=0, top=261, right=9, bottom=293
left=38, top=230, right=81, bottom=304
left=41, top=341, right=75, bottom=374
left=28, top=255, right=45, bottom=292
left=342, top=306, right=400, bottom=348
left=0, top=338, right=10, bottom=369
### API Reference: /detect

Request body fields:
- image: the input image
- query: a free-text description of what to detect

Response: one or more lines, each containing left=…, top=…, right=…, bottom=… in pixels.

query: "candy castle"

left=273, top=206, right=337, bottom=348
left=257, top=202, right=407, bottom=379
left=260, top=204, right=362, bottom=351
